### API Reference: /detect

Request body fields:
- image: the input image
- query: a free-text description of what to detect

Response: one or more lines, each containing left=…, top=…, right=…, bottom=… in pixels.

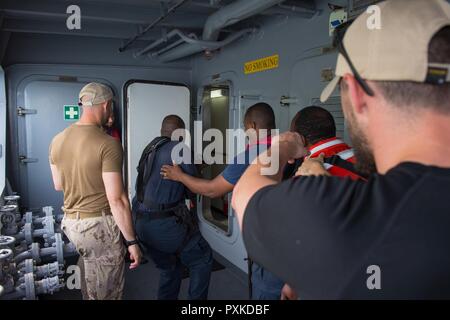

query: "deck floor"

left=124, top=258, right=249, bottom=300
left=41, top=254, right=249, bottom=300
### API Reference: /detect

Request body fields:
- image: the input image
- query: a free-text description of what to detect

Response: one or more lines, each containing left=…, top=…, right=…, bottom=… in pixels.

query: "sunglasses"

left=333, top=21, right=375, bottom=97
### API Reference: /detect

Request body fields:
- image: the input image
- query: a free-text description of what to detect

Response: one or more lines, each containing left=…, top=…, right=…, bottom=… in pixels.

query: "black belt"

left=137, top=200, right=185, bottom=220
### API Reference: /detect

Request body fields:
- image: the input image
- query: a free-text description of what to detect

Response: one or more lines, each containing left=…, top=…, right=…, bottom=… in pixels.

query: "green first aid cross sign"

left=64, top=105, right=80, bottom=121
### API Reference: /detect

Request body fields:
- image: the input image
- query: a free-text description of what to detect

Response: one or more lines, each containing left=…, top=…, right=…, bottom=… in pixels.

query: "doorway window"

left=200, top=84, right=231, bottom=234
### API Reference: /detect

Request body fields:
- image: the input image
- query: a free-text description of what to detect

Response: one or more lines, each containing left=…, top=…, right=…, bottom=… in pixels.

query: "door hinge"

left=280, top=96, right=298, bottom=107
left=19, top=156, right=39, bottom=164
left=17, top=107, right=37, bottom=116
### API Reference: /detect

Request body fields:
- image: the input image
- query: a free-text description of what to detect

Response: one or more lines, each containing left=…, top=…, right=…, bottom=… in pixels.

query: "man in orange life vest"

left=281, top=106, right=364, bottom=300
left=283, top=106, right=363, bottom=181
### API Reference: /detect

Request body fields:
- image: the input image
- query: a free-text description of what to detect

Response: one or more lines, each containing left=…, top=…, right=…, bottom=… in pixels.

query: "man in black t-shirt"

left=232, top=0, right=450, bottom=299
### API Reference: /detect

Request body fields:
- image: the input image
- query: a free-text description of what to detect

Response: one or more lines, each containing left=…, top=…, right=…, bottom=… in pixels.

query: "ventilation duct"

left=157, top=0, right=287, bottom=62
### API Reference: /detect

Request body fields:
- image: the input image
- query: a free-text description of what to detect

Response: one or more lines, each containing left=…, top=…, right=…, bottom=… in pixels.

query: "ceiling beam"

left=1, top=18, right=202, bottom=42
left=0, top=0, right=208, bottom=29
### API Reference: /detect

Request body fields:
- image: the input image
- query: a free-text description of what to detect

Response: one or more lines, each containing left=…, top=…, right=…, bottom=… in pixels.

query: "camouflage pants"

left=61, top=212, right=125, bottom=300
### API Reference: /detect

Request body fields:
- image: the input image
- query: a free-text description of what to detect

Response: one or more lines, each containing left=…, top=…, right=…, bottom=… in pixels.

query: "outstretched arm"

left=161, top=163, right=234, bottom=198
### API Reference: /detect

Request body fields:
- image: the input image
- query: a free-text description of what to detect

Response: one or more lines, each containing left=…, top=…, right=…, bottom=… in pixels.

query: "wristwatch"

left=124, top=239, right=139, bottom=248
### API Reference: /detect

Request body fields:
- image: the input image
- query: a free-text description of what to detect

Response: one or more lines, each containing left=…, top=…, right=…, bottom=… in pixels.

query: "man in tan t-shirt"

left=49, top=82, right=141, bottom=300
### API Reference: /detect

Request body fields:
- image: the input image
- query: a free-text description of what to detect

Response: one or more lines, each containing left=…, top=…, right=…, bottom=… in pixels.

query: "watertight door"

left=18, top=80, right=88, bottom=210
left=125, top=81, right=190, bottom=200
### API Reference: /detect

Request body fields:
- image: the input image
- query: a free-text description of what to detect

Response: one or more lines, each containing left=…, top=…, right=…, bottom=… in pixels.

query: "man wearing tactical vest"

left=132, top=115, right=213, bottom=300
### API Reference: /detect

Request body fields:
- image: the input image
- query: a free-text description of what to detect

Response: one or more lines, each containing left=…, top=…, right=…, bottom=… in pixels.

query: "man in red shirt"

left=282, top=106, right=364, bottom=299
left=291, top=106, right=363, bottom=179
left=104, top=113, right=121, bottom=142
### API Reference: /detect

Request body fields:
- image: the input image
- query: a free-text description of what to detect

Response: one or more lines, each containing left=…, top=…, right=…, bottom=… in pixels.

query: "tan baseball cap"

left=78, top=82, right=114, bottom=107
left=321, top=0, right=450, bottom=103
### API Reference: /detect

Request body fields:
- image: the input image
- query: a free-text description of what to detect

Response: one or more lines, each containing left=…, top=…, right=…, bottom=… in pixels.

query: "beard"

left=101, top=108, right=111, bottom=127
left=101, top=114, right=108, bottom=127
left=346, top=110, right=378, bottom=177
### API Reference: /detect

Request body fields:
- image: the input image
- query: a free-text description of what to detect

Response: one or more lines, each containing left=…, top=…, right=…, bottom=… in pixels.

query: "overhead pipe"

left=135, top=30, right=198, bottom=57
left=269, top=3, right=319, bottom=18
left=136, top=28, right=256, bottom=58
left=165, top=29, right=256, bottom=48
left=153, top=38, right=187, bottom=56
left=119, top=0, right=190, bottom=52
left=202, top=0, right=286, bottom=41
left=158, top=28, right=255, bottom=63
left=157, top=0, right=285, bottom=62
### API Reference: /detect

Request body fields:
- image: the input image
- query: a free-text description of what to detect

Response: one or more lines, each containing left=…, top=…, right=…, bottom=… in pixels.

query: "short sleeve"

left=222, top=145, right=268, bottom=185
left=48, top=139, right=55, bottom=165
left=222, top=149, right=253, bottom=185
left=221, top=163, right=248, bottom=185
left=101, top=139, right=123, bottom=172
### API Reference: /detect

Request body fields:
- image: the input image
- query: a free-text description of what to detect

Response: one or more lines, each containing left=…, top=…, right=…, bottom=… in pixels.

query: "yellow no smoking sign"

left=244, top=54, right=279, bottom=75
